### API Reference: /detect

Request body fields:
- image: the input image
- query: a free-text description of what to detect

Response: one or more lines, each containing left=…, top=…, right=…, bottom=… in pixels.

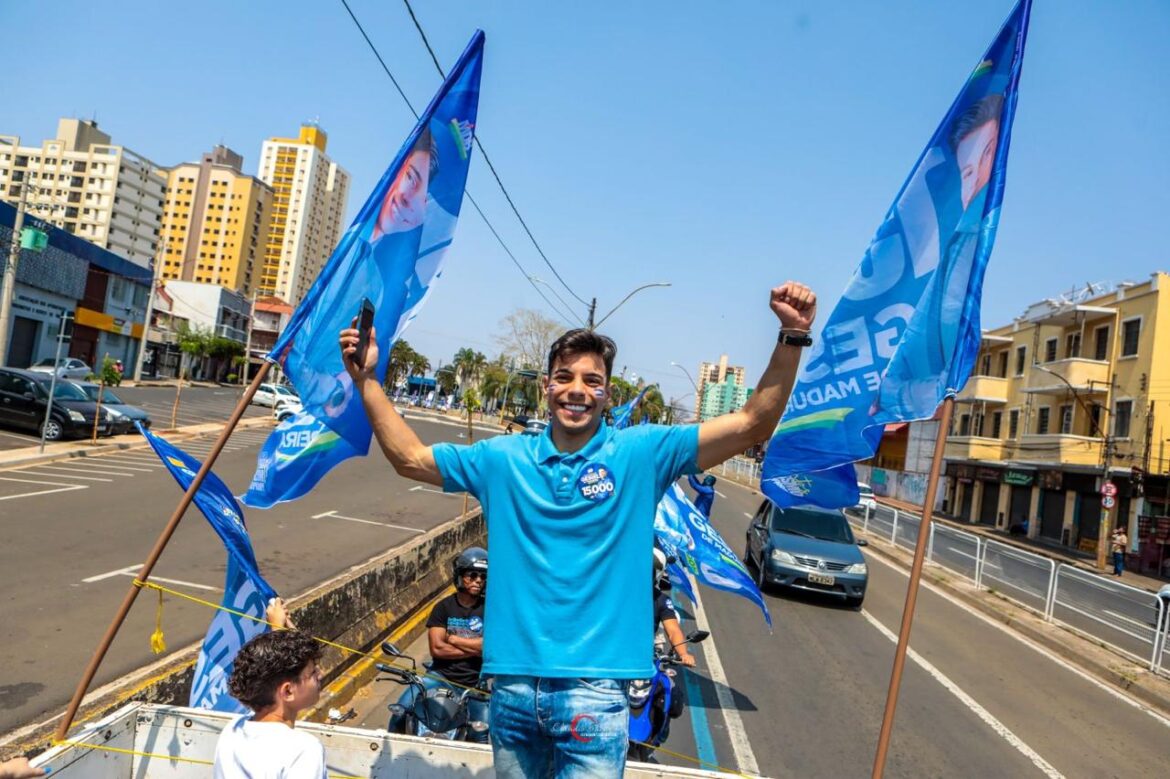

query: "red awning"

left=883, top=423, right=908, bottom=434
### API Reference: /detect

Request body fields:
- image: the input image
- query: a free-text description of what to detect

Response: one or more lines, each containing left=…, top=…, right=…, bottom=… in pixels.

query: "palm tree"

left=480, top=361, right=510, bottom=410
left=387, top=340, right=416, bottom=391
left=408, top=352, right=431, bottom=379
left=635, top=385, right=666, bottom=423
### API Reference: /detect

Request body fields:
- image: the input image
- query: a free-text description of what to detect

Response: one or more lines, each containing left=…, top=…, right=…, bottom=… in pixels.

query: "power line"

left=399, top=0, right=591, bottom=310
left=337, top=0, right=581, bottom=328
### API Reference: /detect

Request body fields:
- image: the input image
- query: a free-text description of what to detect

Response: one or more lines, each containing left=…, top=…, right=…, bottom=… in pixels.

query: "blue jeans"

left=1113, top=551, right=1125, bottom=576
left=490, top=675, right=629, bottom=778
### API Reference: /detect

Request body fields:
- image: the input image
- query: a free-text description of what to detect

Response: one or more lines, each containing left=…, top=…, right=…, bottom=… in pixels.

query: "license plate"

left=808, top=572, right=835, bottom=586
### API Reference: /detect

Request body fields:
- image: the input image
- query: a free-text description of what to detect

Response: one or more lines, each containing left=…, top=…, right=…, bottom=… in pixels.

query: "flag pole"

left=55, top=361, right=273, bottom=742
left=871, top=395, right=955, bottom=778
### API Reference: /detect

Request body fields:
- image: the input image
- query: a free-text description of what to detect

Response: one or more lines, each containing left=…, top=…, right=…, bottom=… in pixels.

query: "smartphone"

left=355, top=297, right=375, bottom=367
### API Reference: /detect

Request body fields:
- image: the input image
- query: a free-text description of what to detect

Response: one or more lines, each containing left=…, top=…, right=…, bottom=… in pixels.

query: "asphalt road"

left=0, top=406, right=485, bottom=735
left=673, top=477, right=1170, bottom=777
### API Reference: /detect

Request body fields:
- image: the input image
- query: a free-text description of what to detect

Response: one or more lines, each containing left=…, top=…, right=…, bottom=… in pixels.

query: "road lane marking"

left=714, top=489, right=726, bottom=498
left=691, top=586, right=760, bottom=775
left=409, top=485, right=458, bottom=497
left=73, top=460, right=155, bottom=472
left=17, top=468, right=113, bottom=482
left=93, top=456, right=161, bottom=469
left=743, top=512, right=752, bottom=519
left=859, top=608, right=1063, bottom=778
left=682, top=658, right=718, bottom=769
left=0, top=476, right=88, bottom=500
left=311, top=510, right=424, bottom=533
left=866, top=552, right=1170, bottom=729
left=30, top=464, right=141, bottom=477
left=82, top=565, right=219, bottom=591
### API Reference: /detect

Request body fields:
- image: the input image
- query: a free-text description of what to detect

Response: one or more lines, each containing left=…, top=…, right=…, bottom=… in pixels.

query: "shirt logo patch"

left=578, top=463, right=615, bottom=502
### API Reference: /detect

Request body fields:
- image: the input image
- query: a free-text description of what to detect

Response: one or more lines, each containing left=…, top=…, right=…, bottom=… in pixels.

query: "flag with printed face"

left=655, top=483, right=771, bottom=627
left=761, top=1, right=1031, bottom=509
left=138, top=424, right=276, bottom=712
left=243, top=32, right=484, bottom=508
left=611, top=386, right=650, bottom=430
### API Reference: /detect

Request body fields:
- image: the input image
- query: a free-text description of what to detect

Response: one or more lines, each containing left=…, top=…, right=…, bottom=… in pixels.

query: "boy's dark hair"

left=228, top=629, right=321, bottom=710
left=546, top=329, right=617, bottom=379
left=948, top=93, right=1004, bottom=153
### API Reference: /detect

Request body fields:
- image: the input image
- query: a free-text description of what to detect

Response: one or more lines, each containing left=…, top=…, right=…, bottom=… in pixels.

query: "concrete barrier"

left=3, top=509, right=485, bottom=756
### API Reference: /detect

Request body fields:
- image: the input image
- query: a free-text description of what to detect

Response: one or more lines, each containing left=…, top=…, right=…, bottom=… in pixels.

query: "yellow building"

left=257, top=124, right=350, bottom=305
left=944, top=272, right=1170, bottom=570
left=159, top=146, right=273, bottom=295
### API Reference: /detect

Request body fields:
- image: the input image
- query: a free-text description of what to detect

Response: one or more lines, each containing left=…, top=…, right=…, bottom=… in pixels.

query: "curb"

left=858, top=528, right=1170, bottom=718
left=0, top=416, right=274, bottom=470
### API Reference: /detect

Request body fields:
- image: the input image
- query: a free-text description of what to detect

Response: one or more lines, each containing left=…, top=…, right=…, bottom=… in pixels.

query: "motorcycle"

left=376, top=641, right=491, bottom=743
left=627, top=629, right=709, bottom=762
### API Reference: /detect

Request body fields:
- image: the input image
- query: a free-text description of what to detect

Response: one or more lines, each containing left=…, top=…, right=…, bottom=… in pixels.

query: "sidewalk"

left=876, top=495, right=1169, bottom=594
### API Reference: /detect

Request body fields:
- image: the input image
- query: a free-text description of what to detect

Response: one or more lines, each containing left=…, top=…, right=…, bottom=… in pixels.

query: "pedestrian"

left=687, top=473, right=717, bottom=518
left=212, top=629, right=326, bottom=779
left=340, top=281, right=817, bottom=777
left=1110, top=525, right=1129, bottom=576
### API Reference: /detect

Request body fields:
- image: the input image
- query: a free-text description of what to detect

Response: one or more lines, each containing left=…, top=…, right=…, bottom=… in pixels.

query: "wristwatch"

left=778, top=330, right=813, bottom=348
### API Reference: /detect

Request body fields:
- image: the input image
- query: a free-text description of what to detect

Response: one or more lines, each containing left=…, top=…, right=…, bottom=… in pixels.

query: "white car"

left=253, top=382, right=299, bottom=408
left=856, top=482, right=879, bottom=512
left=274, top=397, right=303, bottom=423
left=28, top=357, right=93, bottom=380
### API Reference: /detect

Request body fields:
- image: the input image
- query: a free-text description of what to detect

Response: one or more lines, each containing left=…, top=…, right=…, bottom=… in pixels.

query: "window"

left=991, top=411, right=1003, bottom=439
left=1090, top=403, right=1103, bottom=437
left=972, top=412, right=984, bottom=437
left=1036, top=407, right=1050, bottom=435
left=1094, top=326, right=1110, bottom=360
left=1059, top=404, right=1073, bottom=434
left=997, top=351, right=1009, bottom=378
left=1015, top=346, right=1027, bottom=376
left=1065, top=332, right=1081, bottom=359
left=1044, top=338, right=1058, bottom=363
left=980, top=354, right=991, bottom=376
left=959, top=414, right=971, bottom=436
left=1121, top=319, right=1140, bottom=357
left=1114, top=400, right=1132, bottom=438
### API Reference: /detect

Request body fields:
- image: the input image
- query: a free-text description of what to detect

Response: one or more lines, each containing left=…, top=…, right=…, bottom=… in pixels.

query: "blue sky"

left=3, top=1, right=1168, bottom=409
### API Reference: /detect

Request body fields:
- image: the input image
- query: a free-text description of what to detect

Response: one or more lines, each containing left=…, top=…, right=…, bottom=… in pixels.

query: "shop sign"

left=1004, top=469, right=1034, bottom=487
left=976, top=467, right=1001, bottom=482
left=1039, top=470, right=1063, bottom=491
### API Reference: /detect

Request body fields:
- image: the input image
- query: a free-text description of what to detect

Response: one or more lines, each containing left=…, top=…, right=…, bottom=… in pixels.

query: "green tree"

left=480, top=359, right=510, bottom=410
left=634, top=385, right=666, bottom=424
left=435, top=366, right=458, bottom=395
left=176, top=324, right=213, bottom=380
left=387, top=340, right=416, bottom=390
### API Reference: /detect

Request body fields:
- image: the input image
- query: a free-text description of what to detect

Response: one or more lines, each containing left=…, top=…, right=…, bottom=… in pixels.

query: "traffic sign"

left=1101, top=481, right=1118, bottom=497
left=1101, top=495, right=1116, bottom=510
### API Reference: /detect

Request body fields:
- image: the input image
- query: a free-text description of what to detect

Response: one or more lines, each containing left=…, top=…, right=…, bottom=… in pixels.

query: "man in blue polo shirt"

left=339, top=281, right=816, bottom=777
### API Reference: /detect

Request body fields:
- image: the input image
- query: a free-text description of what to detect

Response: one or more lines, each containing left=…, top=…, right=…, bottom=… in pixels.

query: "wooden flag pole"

left=55, top=361, right=273, bottom=742
left=871, top=395, right=955, bottom=778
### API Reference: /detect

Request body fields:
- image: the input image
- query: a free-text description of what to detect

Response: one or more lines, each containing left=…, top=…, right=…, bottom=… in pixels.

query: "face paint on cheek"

left=593, top=389, right=605, bottom=399
left=547, top=383, right=559, bottom=394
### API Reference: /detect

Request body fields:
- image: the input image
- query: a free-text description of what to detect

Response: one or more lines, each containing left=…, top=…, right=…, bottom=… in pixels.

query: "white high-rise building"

left=257, top=124, right=350, bottom=305
left=0, top=118, right=167, bottom=268
left=695, top=354, right=747, bottom=420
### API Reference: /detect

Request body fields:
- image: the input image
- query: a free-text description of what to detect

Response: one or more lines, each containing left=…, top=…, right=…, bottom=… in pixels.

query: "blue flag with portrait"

left=611, top=386, right=650, bottom=430
left=137, top=423, right=277, bottom=712
left=655, top=483, right=771, bottom=628
left=242, top=31, right=484, bottom=508
left=761, top=1, right=1031, bottom=510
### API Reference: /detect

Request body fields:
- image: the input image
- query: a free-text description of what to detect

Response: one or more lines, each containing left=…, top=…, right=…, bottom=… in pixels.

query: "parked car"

left=856, top=482, right=878, bottom=512
left=27, top=357, right=93, bottom=380
left=0, top=367, right=112, bottom=441
left=745, top=500, right=869, bottom=608
left=72, top=382, right=152, bottom=433
left=252, top=382, right=299, bottom=407
left=274, top=397, right=303, bottom=424
left=522, top=419, right=549, bottom=436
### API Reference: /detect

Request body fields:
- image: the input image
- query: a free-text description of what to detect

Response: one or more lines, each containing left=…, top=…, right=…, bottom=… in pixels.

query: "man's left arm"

left=446, top=634, right=483, bottom=655
left=697, top=281, right=817, bottom=471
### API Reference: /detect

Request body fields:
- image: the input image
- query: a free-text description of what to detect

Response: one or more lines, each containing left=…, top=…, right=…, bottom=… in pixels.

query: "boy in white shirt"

left=213, top=628, right=326, bottom=779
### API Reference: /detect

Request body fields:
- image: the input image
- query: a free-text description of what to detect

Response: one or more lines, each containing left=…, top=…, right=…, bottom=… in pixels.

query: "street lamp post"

left=590, top=282, right=672, bottom=330
left=670, top=361, right=700, bottom=419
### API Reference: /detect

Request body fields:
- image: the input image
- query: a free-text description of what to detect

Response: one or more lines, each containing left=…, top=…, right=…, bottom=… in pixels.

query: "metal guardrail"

left=718, top=457, right=760, bottom=483
left=848, top=505, right=1170, bottom=674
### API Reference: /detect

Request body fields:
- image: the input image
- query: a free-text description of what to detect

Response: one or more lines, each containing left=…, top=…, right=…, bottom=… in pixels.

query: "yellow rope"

left=149, top=586, right=166, bottom=654
left=80, top=578, right=758, bottom=777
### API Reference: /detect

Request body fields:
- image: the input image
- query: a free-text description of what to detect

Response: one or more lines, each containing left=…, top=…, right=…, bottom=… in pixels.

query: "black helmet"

left=453, top=546, right=488, bottom=590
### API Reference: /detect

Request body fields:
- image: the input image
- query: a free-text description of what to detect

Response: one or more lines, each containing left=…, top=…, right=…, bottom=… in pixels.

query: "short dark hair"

left=948, top=93, right=1004, bottom=153
left=546, top=329, right=617, bottom=379
left=228, top=629, right=321, bottom=710
left=411, top=127, right=440, bottom=180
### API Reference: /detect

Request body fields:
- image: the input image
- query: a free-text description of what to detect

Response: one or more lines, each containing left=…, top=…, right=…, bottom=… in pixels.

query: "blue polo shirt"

left=432, top=422, right=700, bottom=679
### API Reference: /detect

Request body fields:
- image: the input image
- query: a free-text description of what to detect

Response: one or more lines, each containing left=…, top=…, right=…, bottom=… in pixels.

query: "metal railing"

left=718, top=458, right=760, bottom=484
left=847, top=505, right=1170, bottom=673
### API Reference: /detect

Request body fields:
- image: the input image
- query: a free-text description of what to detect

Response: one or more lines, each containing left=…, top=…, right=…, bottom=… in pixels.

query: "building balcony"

left=944, top=436, right=1006, bottom=462
left=1012, top=434, right=1103, bottom=467
left=216, top=323, right=248, bottom=343
left=957, top=375, right=1009, bottom=404
left=1022, top=358, right=1110, bottom=394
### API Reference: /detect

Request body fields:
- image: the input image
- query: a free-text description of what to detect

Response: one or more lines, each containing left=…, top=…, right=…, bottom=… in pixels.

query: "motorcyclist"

left=390, top=546, right=489, bottom=741
left=652, top=548, right=694, bottom=724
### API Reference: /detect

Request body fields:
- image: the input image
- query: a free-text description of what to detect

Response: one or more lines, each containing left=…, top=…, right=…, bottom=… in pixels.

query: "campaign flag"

left=242, top=32, right=485, bottom=508
left=762, top=1, right=1032, bottom=509
left=137, top=423, right=277, bottom=712
left=655, top=483, right=771, bottom=628
left=611, top=386, right=650, bottom=430
left=664, top=558, right=698, bottom=606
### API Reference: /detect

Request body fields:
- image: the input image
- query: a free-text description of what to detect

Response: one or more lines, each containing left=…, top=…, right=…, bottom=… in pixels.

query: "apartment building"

left=695, top=354, right=747, bottom=420
left=159, top=146, right=273, bottom=295
left=257, top=124, right=349, bottom=305
left=0, top=119, right=167, bottom=267
left=943, top=273, right=1170, bottom=573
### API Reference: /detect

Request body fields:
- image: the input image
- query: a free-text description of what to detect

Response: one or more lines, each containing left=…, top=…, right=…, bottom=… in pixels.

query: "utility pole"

left=241, top=290, right=257, bottom=386
left=587, top=297, right=596, bottom=330
left=0, top=186, right=29, bottom=366
left=40, top=312, right=75, bottom=453
left=133, top=260, right=162, bottom=383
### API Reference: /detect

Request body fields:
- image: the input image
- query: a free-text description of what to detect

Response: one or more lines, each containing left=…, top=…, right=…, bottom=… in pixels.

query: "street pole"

left=0, top=185, right=29, bottom=366
left=39, top=312, right=74, bottom=453
left=587, top=297, right=596, bottom=330
left=56, top=362, right=272, bottom=743
left=132, top=256, right=162, bottom=383
left=242, top=290, right=257, bottom=386
left=872, top=396, right=955, bottom=779
left=1097, top=437, right=1114, bottom=570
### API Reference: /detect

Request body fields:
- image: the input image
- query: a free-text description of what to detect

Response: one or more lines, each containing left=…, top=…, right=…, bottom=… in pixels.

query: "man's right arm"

left=340, top=323, right=443, bottom=486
